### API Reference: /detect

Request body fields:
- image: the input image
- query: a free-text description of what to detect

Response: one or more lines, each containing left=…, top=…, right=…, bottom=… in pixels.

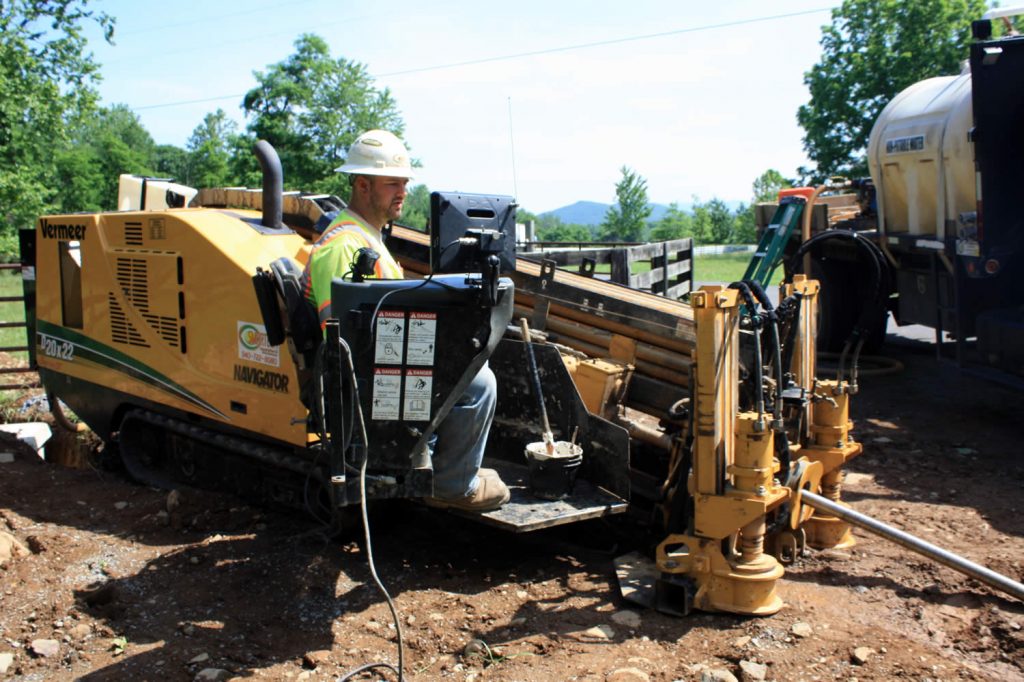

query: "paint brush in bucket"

left=519, top=318, right=555, bottom=455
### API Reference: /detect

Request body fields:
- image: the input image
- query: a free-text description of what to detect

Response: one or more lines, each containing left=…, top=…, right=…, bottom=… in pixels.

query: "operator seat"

left=252, top=257, right=321, bottom=406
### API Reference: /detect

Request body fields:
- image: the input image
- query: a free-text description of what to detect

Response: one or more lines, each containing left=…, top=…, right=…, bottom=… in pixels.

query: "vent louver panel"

left=108, top=294, right=149, bottom=347
left=116, top=258, right=149, bottom=311
left=142, top=313, right=179, bottom=347
left=111, top=255, right=182, bottom=351
left=125, top=222, right=143, bottom=246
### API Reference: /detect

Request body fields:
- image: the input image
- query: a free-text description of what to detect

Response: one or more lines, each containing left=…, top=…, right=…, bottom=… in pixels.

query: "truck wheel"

left=811, top=260, right=857, bottom=352
left=812, top=259, right=888, bottom=353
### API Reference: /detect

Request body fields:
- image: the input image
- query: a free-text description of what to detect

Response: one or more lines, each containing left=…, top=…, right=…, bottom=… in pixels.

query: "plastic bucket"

left=525, top=441, right=583, bottom=500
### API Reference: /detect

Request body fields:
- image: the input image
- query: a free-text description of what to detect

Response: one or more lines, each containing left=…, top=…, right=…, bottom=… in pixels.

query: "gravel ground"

left=1, top=338, right=1022, bottom=681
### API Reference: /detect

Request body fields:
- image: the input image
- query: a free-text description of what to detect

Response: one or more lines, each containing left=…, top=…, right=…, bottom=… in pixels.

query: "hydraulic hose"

left=729, top=282, right=765, bottom=424
left=743, top=279, right=792, bottom=482
left=777, top=292, right=804, bottom=379
left=786, top=230, right=890, bottom=387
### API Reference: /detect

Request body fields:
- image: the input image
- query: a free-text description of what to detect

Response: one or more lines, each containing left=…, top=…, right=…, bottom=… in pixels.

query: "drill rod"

left=801, top=490, right=1024, bottom=602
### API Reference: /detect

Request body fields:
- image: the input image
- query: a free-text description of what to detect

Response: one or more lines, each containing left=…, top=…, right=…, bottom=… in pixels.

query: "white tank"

left=867, top=71, right=974, bottom=239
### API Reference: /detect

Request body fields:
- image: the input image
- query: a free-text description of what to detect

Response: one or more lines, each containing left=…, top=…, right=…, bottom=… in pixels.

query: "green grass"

left=692, top=252, right=784, bottom=286
left=581, top=252, right=770, bottom=284
left=692, top=252, right=752, bottom=284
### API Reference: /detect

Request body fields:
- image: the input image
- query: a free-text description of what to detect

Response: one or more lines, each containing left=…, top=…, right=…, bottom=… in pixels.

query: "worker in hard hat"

left=301, top=129, right=510, bottom=513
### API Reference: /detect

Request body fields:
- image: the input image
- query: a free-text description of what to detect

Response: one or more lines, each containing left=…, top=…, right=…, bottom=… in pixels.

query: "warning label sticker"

left=374, top=310, right=406, bottom=364
left=371, top=368, right=402, bottom=420
left=406, top=311, right=437, bottom=366
left=403, top=369, right=433, bottom=421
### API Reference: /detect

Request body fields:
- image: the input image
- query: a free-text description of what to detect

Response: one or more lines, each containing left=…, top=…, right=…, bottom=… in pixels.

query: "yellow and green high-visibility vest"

left=300, top=209, right=404, bottom=330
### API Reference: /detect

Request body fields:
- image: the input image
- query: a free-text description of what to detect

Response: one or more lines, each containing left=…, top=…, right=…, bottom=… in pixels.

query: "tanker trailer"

left=757, top=9, right=1024, bottom=380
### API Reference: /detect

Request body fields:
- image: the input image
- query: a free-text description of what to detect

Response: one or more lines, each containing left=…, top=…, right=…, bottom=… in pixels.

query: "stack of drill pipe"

left=390, top=226, right=696, bottom=392
left=511, top=303, right=691, bottom=387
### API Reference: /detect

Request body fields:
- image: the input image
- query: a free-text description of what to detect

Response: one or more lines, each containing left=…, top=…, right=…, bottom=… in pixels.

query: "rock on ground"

left=738, top=659, right=767, bottom=681
left=0, top=531, right=30, bottom=566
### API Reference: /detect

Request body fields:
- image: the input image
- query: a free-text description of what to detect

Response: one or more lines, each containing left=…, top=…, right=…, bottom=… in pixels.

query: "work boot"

left=424, top=475, right=510, bottom=512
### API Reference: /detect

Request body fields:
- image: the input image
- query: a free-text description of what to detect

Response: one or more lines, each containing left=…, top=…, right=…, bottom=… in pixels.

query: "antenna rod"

left=507, top=96, right=519, bottom=199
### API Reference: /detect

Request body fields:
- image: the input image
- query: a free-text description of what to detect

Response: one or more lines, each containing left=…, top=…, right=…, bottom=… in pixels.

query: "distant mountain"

left=539, top=200, right=743, bottom=226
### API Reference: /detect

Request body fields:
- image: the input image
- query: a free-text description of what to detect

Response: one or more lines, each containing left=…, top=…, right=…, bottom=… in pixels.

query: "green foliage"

left=599, top=166, right=651, bottom=241
left=516, top=208, right=537, bottom=224
left=752, top=169, right=793, bottom=203
left=798, top=0, right=985, bottom=178
left=536, top=220, right=593, bottom=242
left=53, top=104, right=155, bottom=212
left=732, top=202, right=757, bottom=244
left=729, top=168, right=795, bottom=246
left=649, top=202, right=693, bottom=241
left=0, top=0, right=114, bottom=232
left=242, top=34, right=406, bottom=195
left=186, top=109, right=238, bottom=189
left=152, top=144, right=190, bottom=183
left=692, top=197, right=735, bottom=245
left=401, top=184, right=431, bottom=231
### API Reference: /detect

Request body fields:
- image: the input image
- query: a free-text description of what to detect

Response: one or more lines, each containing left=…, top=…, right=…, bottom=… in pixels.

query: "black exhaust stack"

left=254, top=140, right=283, bottom=229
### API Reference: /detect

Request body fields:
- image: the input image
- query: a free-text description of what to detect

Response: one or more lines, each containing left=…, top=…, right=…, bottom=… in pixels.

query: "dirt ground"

left=1, top=337, right=1023, bottom=682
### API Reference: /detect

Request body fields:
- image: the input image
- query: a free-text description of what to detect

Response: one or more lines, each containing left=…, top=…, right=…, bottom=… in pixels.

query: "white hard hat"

left=335, top=129, right=414, bottom=179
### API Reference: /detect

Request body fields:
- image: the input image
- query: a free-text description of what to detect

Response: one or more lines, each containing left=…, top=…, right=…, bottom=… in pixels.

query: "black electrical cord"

left=335, top=238, right=474, bottom=681
left=336, top=335, right=405, bottom=682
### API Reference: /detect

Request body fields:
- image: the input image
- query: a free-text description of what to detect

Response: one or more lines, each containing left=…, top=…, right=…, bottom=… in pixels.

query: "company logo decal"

left=40, top=219, right=87, bottom=240
left=234, top=365, right=290, bottom=393
left=237, top=321, right=279, bottom=367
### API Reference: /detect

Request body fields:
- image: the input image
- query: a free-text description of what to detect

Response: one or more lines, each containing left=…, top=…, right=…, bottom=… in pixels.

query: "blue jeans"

left=430, top=363, right=497, bottom=498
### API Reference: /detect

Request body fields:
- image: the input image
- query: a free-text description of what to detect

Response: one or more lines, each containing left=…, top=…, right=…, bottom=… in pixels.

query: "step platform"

left=448, top=458, right=628, bottom=532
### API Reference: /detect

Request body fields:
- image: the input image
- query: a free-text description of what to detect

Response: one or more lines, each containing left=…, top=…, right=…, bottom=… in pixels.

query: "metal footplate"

left=448, top=458, right=627, bottom=532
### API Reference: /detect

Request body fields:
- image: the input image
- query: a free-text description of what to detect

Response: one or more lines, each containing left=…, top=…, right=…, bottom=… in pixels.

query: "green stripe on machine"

left=36, top=320, right=228, bottom=420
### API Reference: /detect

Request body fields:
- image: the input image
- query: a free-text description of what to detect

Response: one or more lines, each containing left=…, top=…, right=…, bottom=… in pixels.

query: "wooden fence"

left=518, top=238, right=693, bottom=300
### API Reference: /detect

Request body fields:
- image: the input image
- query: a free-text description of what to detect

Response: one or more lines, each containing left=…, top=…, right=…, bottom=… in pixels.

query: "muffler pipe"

left=801, top=490, right=1024, bottom=602
left=253, top=140, right=283, bottom=229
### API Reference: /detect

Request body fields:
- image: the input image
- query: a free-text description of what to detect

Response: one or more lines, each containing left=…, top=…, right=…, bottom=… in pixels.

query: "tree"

left=153, top=144, right=190, bottom=184
left=187, top=109, right=238, bottom=189
left=400, top=184, right=431, bottom=231
left=242, top=34, right=406, bottom=196
left=54, top=104, right=155, bottom=212
left=692, top=197, right=735, bottom=245
left=732, top=202, right=757, bottom=244
left=649, top=202, right=693, bottom=241
left=732, top=169, right=794, bottom=245
left=536, top=218, right=593, bottom=242
left=798, top=0, right=984, bottom=178
left=0, top=0, right=114, bottom=235
left=752, top=169, right=793, bottom=203
left=599, top=166, right=651, bottom=241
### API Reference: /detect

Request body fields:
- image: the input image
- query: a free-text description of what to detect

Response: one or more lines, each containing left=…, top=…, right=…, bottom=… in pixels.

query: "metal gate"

left=0, top=255, right=39, bottom=391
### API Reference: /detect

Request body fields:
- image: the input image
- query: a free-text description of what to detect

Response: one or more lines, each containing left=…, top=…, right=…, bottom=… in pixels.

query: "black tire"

left=811, top=259, right=888, bottom=353
left=811, top=260, right=857, bottom=352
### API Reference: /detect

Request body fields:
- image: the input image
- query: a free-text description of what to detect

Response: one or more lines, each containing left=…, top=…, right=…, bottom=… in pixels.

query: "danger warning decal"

left=374, top=310, right=405, bottom=364
left=371, top=367, right=402, bottom=420
left=406, top=312, right=437, bottom=366
left=403, top=369, right=433, bottom=421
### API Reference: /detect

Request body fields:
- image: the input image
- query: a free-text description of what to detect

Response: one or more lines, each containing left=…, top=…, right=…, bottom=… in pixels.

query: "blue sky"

left=84, top=0, right=836, bottom=213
